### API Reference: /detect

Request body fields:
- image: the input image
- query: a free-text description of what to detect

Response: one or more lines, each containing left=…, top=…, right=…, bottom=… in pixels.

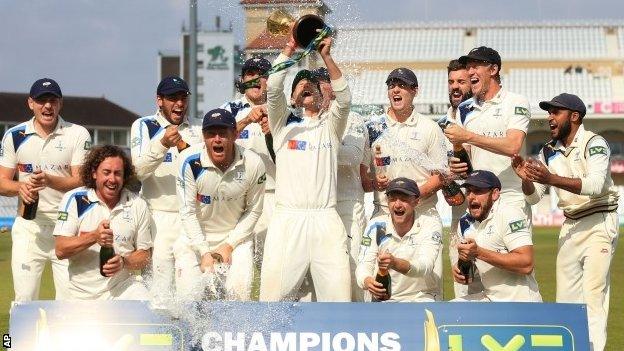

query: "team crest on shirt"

left=55, top=140, right=66, bottom=152
left=485, top=225, right=494, bottom=236
left=493, top=108, right=502, bottom=117
left=235, top=171, right=245, bottom=181
left=163, top=152, right=173, bottom=162
left=238, top=130, right=249, bottom=139
left=509, top=219, right=527, bottom=233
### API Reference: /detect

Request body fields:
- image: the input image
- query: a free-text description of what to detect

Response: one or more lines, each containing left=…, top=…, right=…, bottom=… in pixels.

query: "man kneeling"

left=356, top=177, right=442, bottom=302
left=54, top=145, right=152, bottom=300
left=453, top=170, right=541, bottom=302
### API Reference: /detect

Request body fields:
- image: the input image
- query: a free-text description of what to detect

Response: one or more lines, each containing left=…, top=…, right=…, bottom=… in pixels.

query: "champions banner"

left=9, top=301, right=589, bottom=350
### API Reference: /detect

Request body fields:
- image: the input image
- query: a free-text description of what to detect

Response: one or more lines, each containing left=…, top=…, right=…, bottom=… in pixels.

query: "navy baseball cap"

left=386, top=177, right=420, bottom=197
left=312, top=67, right=330, bottom=82
left=385, top=68, right=418, bottom=87
left=459, top=46, right=502, bottom=68
left=157, top=76, right=190, bottom=96
left=202, top=108, right=236, bottom=130
left=29, top=78, right=62, bottom=99
left=291, top=69, right=319, bottom=96
left=461, top=170, right=502, bottom=190
left=539, top=93, right=586, bottom=118
left=242, top=57, right=271, bottom=75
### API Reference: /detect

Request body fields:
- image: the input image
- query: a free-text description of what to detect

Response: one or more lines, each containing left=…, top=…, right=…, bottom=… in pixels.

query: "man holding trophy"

left=259, top=16, right=353, bottom=302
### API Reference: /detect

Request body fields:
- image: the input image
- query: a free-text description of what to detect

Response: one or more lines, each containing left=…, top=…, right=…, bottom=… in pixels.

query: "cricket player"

left=366, top=67, right=447, bottom=300
left=314, top=67, right=371, bottom=301
left=130, top=76, right=203, bottom=307
left=0, top=78, right=91, bottom=301
left=512, top=93, right=618, bottom=351
left=356, top=177, right=442, bottom=302
left=444, top=46, right=531, bottom=220
left=174, top=108, right=265, bottom=301
left=439, top=59, right=483, bottom=298
left=54, top=145, right=152, bottom=300
left=221, top=57, right=276, bottom=264
left=453, top=170, right=542, bottom=302
left=259, top=34, right=352, bottom=302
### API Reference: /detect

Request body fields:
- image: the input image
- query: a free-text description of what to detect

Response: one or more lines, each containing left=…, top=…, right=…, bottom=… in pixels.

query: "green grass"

left=1, top=227, right=622, bottom=349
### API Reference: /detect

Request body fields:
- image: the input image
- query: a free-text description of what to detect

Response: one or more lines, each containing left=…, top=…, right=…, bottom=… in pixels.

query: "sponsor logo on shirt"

left=17, top=163, right=34, bottom=173
left=257, top=173, right=266, bottom=184
left=514, top=106, right=530, bottom=117
left=588, top=146, right=607, bottom=156
left=287, top=140, right=307, bottom=151
left=238, top=130, right=249, bottom=139
left=509, top=219, right=527, bottom=233
left=196, top=194, right=211, bottom=204
left=375, top=156, right=391, bottom=166
left=84, top=141, right=92, bottom=150
left=431, top=231, right=442, bottom=244
left=57, top=211, right=68, bottom=221
left=361, top=237, right=371, bottom=246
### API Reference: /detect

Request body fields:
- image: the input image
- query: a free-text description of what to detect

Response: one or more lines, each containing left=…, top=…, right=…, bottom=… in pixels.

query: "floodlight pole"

left=189, top=0, right=198, bottom=119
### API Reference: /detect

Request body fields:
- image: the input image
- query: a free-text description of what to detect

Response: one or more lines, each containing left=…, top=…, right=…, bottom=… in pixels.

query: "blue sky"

left=1, top=0, right=622, bottom=115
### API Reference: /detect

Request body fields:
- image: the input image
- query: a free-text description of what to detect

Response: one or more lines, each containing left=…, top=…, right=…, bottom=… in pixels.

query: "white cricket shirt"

left=337, top=112, right=370, bottom=203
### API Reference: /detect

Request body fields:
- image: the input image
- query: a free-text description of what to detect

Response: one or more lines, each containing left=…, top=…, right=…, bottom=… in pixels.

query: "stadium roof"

left=0, top=92, right=138, bottom=127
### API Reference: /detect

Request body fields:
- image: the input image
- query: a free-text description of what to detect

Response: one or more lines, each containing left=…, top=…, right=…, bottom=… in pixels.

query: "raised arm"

left=318, top=37, right=351, bottom=138
left=267, top=39, right=297, bottom=137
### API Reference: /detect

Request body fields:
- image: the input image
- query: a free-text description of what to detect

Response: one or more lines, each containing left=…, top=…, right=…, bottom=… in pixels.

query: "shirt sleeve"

left=426, top=122, right=450, bottom=172
left=355, top=220, right=380, bottom=288
left=225, top=155, right=266, bottom=248
left=0, top=129, right=17, bottom=169
left=130, top=118, right=169, bottom=181
left=327, top=76, right=352, bottom=140
left=53, top=192, right=80, bottom=237
left=71, top=127, right=92, bottom=166
left=525, top=150, right=549, bottom=205
left=507, top=95, right=531, bottom=133
left=337, top=114, right=366, bottom=167
left=177, top=151, right=209, bottom=256
left=502, top=211, right=533, bottom=252
left=134, top=198, right=154, bottom=251
left=580, top=136, right=611, bottom=196
left=405, top=218, right=442, bottom=278
left=266, top=54, right=291, bottom=138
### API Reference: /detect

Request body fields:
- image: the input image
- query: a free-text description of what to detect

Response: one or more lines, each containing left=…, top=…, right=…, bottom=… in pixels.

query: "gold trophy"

left=267, top=9, right=331, bottom=48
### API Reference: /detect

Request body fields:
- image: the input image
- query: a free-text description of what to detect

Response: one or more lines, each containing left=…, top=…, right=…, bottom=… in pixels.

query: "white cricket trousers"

left=337, top=200, right=366, bottom=302
left=557, top=211, right=618, bottom=351
left=11, top=216, right=69, bottom=301
left=253, top=191, right=275, bottom=265
left=259, top=207, right=351, bottom=302
left=69, top=275, right=149, bottom=301
left=173, top=236, right=254, bottom=301
left=150, top=210, right=180, bottom=308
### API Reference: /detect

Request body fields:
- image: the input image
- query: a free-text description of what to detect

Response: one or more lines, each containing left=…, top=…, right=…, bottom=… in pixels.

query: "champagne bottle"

left=21, top=197, right=38, bottom=220
left=438, top=120, right=473, bottom=173
left=457, top=238, right=474, bottom=283
left=374, top=145, right=386, bottom=177
left=373, top=225, right=391, bottom=302
left=99, top=223, right=115, bottom=277
left=441, top=179, right=465, bottom=206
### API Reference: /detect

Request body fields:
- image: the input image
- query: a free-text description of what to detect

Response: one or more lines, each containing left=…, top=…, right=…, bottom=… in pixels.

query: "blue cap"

left=385, top=68, right=418, bottom=87
left=29, top=78, right=62, bottom=99
left=386, top=177, right=420, bottom=197
left=459, top=46, right=502, bottom=68
left=242, top=57, right=271, bottom=75
left=461, top=170, right=501, bottom=190
left=202, top=108, right=236, bottom=130
left=157, top=76, right=190, bottom=96
left=539, top=93, right=586, bottom=118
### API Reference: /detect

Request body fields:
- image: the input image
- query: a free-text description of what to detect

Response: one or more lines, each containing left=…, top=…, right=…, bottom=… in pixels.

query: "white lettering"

left=332, top=332, right=355, bottom=351
left=270, top=332, right=296, bottom=351
left=201, top=332, right=222, bottom=351
left=224, top=332, right=245, bottom=351
left=380, top=332, right=401, bottom=351
left=299, top=332, right=320, bottom=350
left=248, top=332, right=267, bottom=351
left=321, top=333, right=331, bottom=351
left=357, top=332, right=378, bottom=350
